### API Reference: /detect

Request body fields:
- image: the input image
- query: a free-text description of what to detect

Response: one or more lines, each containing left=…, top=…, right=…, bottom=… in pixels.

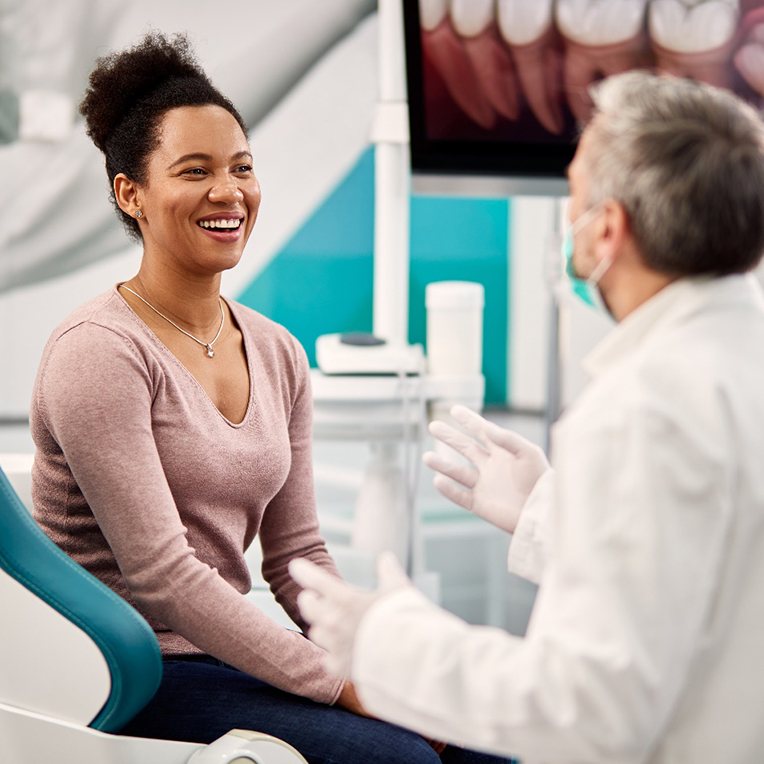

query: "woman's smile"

left=196, top=212, right=246, bottom=242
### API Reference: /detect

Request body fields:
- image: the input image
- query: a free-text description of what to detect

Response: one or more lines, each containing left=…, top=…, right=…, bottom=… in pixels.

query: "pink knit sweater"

left=30, top=287, right=343, bottom=705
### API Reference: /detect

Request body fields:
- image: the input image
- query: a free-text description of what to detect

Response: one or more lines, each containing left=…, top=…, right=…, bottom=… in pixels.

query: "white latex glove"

left=422, top=405, right=550, bottom=534
left=290, top=552, right=411, bottom=678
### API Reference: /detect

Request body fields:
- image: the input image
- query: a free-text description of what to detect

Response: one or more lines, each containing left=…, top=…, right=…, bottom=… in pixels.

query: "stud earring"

left=135, top=210, right=143, bottom=219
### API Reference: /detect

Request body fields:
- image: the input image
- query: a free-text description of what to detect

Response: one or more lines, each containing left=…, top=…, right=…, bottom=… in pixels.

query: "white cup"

left=425, top=281, right=484, bottom=377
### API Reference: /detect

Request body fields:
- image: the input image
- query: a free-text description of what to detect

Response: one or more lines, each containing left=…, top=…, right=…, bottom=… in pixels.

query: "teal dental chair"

left=0, top=465, right=307, bottom=764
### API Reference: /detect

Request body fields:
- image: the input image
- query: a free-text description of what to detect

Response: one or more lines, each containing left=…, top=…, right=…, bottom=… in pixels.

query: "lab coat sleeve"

left=506, top=468, right=555, bottom=584
left=351, top=370, right=733, bottom=762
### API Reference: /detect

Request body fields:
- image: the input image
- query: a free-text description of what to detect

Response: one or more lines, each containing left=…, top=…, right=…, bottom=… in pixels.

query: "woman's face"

left=136, top=104, right=261, bottom=276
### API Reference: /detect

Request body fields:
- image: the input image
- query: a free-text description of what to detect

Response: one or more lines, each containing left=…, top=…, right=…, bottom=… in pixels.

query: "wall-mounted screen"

left=404, top=0, right=764, bottom=195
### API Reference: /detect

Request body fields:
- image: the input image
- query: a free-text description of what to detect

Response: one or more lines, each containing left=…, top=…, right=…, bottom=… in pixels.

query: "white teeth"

left=420, top=0, right=448, bottom=31
left=556, top=0, right=649, bottom=45
left=649, top=0, right=739, bottom=53
left=497, top=0, right=555, bottom=46
left=450, top=0, right=494, bottom=38
left=199, top=219, right=242, bottom=230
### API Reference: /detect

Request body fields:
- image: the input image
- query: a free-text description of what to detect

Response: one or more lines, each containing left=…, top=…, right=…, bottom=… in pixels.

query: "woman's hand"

left=336, top=680, right=372, bottom=717
left=336, top=681, right=447, bottom=754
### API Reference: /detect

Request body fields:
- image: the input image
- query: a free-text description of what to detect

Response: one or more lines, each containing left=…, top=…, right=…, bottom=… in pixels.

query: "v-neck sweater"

left=30, top=287, right=343, bottom=704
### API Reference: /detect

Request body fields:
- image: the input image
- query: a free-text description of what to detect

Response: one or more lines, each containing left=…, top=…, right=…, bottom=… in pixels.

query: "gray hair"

left=583, top=71, right=764, bottom=276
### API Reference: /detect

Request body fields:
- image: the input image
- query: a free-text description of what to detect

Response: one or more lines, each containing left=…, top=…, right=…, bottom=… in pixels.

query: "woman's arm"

left=258, top=336, right=340, bottom=631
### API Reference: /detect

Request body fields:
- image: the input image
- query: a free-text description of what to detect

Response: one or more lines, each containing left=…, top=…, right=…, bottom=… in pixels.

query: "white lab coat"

left=352, top=274, right=764, bottom=763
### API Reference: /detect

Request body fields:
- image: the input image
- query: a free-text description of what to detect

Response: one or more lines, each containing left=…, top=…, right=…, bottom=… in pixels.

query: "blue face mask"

left=562, top=205, right=612, bottom=314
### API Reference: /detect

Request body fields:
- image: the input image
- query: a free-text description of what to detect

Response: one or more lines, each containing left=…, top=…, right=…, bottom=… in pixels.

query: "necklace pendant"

left=206, top=344, right=215, bottom=358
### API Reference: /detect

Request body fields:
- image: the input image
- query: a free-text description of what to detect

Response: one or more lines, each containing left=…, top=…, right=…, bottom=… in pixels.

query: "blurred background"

left=13, top=0, right=759, bottom=634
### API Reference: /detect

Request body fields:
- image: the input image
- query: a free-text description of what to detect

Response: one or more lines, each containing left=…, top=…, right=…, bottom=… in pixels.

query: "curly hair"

left=80, top=32, right=247, bottom=240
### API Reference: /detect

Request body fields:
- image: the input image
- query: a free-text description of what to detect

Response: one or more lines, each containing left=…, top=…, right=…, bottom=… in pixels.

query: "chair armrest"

left=187, top=729, right=307, bottom=764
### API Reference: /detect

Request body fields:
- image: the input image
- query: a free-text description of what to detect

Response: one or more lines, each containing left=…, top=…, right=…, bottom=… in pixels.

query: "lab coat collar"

left=583, top=272, right=764, bottom=378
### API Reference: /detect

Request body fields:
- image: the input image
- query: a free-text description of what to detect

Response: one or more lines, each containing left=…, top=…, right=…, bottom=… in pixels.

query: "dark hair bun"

left=80, top=32, right=209, bottom=152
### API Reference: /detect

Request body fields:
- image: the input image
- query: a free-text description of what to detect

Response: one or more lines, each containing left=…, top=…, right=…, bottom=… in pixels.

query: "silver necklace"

left=121, top=285, right=225, bottom=358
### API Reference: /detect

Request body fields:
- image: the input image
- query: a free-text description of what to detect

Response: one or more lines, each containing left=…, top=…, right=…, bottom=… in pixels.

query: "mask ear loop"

left=569, top=203, right=603, bottom=238
left=586, top=252, right=613, bottom=287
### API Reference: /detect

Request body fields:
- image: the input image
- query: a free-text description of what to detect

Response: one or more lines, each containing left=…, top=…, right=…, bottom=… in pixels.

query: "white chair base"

left=0, top=703, right=307, bottom=764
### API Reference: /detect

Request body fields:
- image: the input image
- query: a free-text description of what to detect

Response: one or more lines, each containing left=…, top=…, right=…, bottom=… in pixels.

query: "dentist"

left=291, top=71, right=764, bottom=763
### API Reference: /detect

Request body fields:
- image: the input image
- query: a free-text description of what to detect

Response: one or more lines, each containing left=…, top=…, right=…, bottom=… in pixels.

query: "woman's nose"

left=208, top=180, right=244, bottom=203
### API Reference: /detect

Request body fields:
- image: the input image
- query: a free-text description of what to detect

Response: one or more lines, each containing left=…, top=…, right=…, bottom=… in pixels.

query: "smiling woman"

left=27, top=31, right=508, bottom=764
left=114, top=103, right=259, bottom=290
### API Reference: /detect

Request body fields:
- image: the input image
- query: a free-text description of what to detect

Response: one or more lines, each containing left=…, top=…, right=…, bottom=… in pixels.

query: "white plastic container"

left=425, top=281, right=485, bottom=377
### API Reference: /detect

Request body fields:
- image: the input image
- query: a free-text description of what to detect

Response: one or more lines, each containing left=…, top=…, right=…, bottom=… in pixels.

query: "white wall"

left=1, top=250, right=137, bottom=420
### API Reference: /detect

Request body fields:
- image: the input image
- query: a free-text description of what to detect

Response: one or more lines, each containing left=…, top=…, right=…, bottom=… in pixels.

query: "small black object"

left=339, top=332, right=387, bottom=347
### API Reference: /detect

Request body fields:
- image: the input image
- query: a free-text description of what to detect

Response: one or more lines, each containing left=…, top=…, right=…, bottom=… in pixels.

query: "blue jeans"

left=117, top=655, right=511, bottom=764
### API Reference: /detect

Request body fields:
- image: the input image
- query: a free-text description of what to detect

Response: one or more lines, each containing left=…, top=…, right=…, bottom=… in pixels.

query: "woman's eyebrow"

left=167, top=152, right=212, bottom=169
left=167, top=150, right=253, bottom=170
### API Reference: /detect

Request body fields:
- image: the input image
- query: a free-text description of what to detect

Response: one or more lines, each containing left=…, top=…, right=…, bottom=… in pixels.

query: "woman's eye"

left=183, top=167, right=207, bottom=176
left=235, top=164, right=253, bottom=174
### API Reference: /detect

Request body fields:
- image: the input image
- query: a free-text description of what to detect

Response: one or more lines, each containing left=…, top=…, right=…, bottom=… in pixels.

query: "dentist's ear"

left=596, top=199, right=631, bottom=262
left=114, top=173, right=142, bottom=219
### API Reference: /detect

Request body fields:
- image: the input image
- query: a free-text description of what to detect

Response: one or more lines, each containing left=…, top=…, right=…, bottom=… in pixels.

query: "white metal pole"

left=373, top=0, right=410, bottom=345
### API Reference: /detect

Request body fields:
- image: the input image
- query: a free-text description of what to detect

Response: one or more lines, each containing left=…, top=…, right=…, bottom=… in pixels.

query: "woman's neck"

left=125, top=261, right=224, bottom=335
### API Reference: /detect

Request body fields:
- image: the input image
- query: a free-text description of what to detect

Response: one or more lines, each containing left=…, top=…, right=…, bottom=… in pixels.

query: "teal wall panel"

left=409, top=196, right=509, bottom=404
left=237, top=150, right=375, bottom=359
left=237, top=148, right=510, bottom=404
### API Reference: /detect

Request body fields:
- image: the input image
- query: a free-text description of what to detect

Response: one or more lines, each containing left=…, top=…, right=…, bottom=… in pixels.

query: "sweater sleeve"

left=258, top=336, right=341, bottom=634
left=36, top=322, right=342, bottom=704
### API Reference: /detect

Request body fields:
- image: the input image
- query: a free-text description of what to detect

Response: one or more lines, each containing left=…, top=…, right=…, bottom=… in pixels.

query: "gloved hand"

left=290, top=552, right=411, bottom=678
left=422, top=405, right=550, bottom=534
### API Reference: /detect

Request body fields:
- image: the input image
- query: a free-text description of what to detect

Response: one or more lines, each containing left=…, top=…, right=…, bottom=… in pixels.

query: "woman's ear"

left=114, top=173, right=142, bottom=219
